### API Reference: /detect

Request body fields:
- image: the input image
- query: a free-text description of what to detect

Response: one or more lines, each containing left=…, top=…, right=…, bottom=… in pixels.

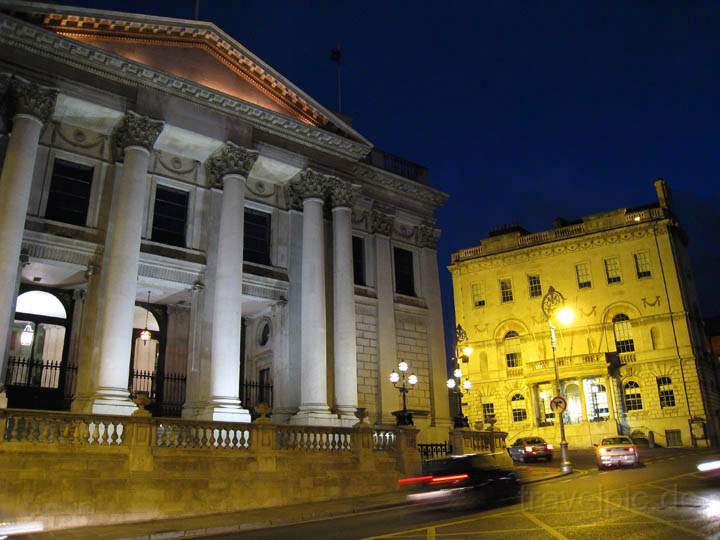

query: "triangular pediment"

left=2, top=1, right=368, bottom=145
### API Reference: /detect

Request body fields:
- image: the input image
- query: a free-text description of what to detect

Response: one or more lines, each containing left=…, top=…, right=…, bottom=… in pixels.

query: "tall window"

left=511, top=394, right=527, bottom=422
left=634, top=252, right=652, bottom=279
left=352, top=236, right=366, bottom=286
left=623, top=381, right=643, bottom=411
left=612, top=314, right=635, bottom=353
left=244, top=209, right=271, bottom=265
left=504, top=330, right=521, bottom=368
left=575, top=262, right=592, bottom=289
left=45, top=159, right=93, bottom=226
left=394, top=247, right=415, bottom=296
left=527, top=274, right=542, bottom=297
left=151, top=186, right=188, bottom=247
left=657, top=376, right=676, bottom=408
left=604, top=257, right=622, bottom=284
left=482, top=403, right=496, bottom=424
left=471, top=283, right=485, bottom=307
left=499, top=279, right=513, bottom=303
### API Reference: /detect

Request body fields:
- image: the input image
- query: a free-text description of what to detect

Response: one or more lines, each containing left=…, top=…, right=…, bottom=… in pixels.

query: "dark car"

left=399, top=453, right=521, bottom=507
left=508, top=437, right=553, bottom=463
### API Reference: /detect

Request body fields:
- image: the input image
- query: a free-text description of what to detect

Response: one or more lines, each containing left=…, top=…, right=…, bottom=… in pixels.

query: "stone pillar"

left=372, top=209, right=399, bottom=424
left=330, top=180, right=359, bottom=424
left=270, top=299, right=293, bottom=422
left=72, top=265, right=101, bottom=412
left=289, top=169, right=337, bottom=425
left=197, top=142, right=258, bottom=422
left=0, top=77, right=57, bottom=406
left=90, top=112, right=164, bottom=415
left=418, top=223, right=452, bottom=432
left=182, top=281, right=205, bottom=417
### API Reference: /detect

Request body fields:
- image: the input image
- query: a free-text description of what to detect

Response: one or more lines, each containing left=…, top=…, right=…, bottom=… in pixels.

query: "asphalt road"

left=210, top=448, right=720, bottom=540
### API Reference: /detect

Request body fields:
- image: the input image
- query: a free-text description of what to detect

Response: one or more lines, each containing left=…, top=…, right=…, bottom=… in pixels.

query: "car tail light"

left=599, top=448, right=608, bottom=455
left=546, top=444, right=554, bottom=450
left=525, top=446, right=533, bottom=453
left=398, top=475, right=432, bottom=486
left=430, top=473, right=469, bottom=485
left=628, top=447, right=635, bottom=453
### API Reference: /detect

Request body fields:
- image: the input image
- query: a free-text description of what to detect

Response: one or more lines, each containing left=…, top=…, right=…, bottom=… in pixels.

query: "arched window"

left=612, top=314, right=635, bottom=353
left=657, top=376, right=676, bottom=408
left=623, top=381, right=643, bottom=411
left=504, top=331, right=521, bottom=368
left=511, top=393, right=527, bottom=422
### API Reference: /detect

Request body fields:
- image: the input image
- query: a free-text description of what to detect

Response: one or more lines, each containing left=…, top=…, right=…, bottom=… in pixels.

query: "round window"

left=258, top=321, right=271, bottom=347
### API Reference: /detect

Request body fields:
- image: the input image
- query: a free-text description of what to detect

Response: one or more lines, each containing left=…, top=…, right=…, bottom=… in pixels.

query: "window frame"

left=393, top=246, right=416, bottom=297
left=623, top=380, right=643, bottom=411
left=657, top=376, right=676, bottom=408
left=471, top=282, right=486, bottom=308
left=527, top=274, right=542, bottom=298
left=145, top=176, right=196, bottom=249
left=575, top=262, right=592, bottom=289
left=482, top=402, right=496, bottom=424
left=352, top=236, right=366, bottom=287
left=150, top=184, right=190, bottom=248
left=612, top=314, right=635, bottom=353
left=499, top=278, right=514, bottom=303
left=511, top=393, right=527, bottom=422
left=604, top=257, right=622, bottom=285
left=243, top=207, right=273, bottom=266
left=634, top=252, right=652, bottom=279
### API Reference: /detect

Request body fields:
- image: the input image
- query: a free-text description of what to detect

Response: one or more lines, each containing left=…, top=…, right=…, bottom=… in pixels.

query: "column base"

left=89, top=388, right=138, bottom=416
left=194, top=398, right=251, bottom=423
left=270, top=407, right=298, bottom=424
left=289, top=406, right=340, bottom=426
left=337, top=406, right=360, bottom=427
left=70, top=393, right=94, bottom=414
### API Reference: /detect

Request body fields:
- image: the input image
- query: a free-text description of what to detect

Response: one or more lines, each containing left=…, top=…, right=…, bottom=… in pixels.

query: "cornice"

left=0, top=14, right=372, bottom=161
left=352, top=163, right=448, bottom=208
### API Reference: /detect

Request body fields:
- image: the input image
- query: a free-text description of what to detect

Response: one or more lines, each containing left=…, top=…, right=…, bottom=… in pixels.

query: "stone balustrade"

left=275, top=424, right=352, bottom=452
left=155, top=419, right=252, bottom=449
left=3, top=408, right=128, bottom=446
left=372, top=428, right=397, bottom=451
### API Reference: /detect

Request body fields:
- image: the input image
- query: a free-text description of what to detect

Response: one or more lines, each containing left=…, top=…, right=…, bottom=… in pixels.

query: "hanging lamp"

left=139, top=291, right=152, bottom=344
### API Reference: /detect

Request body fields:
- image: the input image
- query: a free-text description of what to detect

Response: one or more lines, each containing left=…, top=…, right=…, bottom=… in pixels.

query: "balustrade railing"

left=373, top=429, right=397, bottom=451
left=417, top=441, right=451, bottom=461
left=529, top=353, right=604, bottom=373
left=155, top=420, right=252, bottom=449
left=275, top=425, right=352, bottom=452
left=2, top=409, right=126, bottom=446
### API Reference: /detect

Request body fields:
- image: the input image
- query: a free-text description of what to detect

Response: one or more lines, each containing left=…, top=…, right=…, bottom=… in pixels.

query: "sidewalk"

left=20, top=466, right=568, bottom=540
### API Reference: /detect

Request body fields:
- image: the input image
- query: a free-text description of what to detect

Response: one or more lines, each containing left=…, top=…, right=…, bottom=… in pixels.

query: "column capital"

left=289, top=168, right=336, bottom=204
left=112, top=111, right=164, bottom=161
left=330, top=179, right=356, bottom=209
left=206, top=141, right=259, bottom=187
left=6, top=77, right=58, bottom=125
left=370, top=210, right=394, bottom=237
left=416, top=223, right=440, bottom=249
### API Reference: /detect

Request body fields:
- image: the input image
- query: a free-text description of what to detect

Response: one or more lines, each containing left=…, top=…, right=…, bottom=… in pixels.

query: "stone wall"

left=356, top=301, right=379, bottom=418
left=0, top=410, right=420, bottom=532
left=395, top=309, right=431, bottom=412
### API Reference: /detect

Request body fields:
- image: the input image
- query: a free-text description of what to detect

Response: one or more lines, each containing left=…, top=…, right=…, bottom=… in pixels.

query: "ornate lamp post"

left=447, top=324, right=473, bottom=429
left=389, top=361, right=418, bottom=426
left=541, top=286, right=575, bottom=474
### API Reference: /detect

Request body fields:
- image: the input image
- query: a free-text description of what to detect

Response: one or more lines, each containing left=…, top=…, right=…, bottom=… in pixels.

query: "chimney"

left=654, top=178, right=672, bottom=210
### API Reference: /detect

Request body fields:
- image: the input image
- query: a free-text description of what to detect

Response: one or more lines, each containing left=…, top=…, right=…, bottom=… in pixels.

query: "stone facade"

left=0, top=3, right=450, bottom=440
left=450, top=180, right=719, bottom=448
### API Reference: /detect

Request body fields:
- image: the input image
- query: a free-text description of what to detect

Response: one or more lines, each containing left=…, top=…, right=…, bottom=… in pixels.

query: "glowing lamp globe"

left=398, top=361, right=409, bottom=372
left=408, top=374, right=418, bottom=386
left=446, top=378, right=456, bottom=389
left=556, top=306, right=575, bottom=327
left=20, top=324, right=34, bottom=347
left=140, top=328, right=152, bottom=342
left=453, top=368, right=463, bottom=378
left=463, top=379, right=472, bottom=390
left=389, top=371, right=400, bottom=384
left=462, top=345, right=473, bottom=357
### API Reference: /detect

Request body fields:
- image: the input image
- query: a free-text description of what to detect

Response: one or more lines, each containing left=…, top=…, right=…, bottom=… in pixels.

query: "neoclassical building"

left=0, top=2, right=450, bottom=440
left=450, top=180, right=719, bottom=447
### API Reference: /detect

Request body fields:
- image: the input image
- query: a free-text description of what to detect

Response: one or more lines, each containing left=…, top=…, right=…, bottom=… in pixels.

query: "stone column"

left=71, top=265, right=101, bottom=412
left=181, top=281, right=205, bottom=417
left=289, top=169, right=337, bottom=425
left=372, top=209, right=399, bottom=424
left=197, top=142, right=258, bottom=422
left=0, top=77, right=57, bottom=406
left=90, top=112, right=164, bottom=415
left=330, top=180, right=358, bottom=424
left=418, top=224, right=452, bottom=432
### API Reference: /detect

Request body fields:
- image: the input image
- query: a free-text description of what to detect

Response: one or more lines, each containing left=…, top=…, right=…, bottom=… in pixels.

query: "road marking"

left=597, top=495, right=705, bottom=537
left=521, top=510, right=569, bottom=540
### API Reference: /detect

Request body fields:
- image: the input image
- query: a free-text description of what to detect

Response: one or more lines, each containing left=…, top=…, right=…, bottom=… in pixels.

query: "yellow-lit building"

left=449, top=180, right=719, bottom=448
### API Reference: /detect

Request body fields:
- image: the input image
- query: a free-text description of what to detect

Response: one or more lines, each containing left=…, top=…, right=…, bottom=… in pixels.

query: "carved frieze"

left=7, top=77, right=57, bottom=124
left=370, top=210, right=394, bottom=237
left=205, top=142, right=259, bottom=187
left=416, top=223, right=440, bottom=249
left=113, top=111, right=164, bottom=161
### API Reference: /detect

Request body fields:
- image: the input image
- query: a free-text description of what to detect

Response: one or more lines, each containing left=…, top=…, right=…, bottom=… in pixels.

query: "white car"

left=595, top=436, right=640, bottom=470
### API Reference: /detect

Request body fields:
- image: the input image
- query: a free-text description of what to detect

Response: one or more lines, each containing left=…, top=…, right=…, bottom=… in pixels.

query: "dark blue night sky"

left=56, top=1, right=720, bottom=342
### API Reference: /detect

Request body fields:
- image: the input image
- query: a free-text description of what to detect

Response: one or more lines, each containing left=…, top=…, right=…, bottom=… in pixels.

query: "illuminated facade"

left=450, top=180, right=719, bottom=447
left=0, top=2, right=451, bottom=440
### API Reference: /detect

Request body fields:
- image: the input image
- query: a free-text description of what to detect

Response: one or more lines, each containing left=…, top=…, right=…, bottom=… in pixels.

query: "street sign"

left=550, top=396, right=567, bottom=413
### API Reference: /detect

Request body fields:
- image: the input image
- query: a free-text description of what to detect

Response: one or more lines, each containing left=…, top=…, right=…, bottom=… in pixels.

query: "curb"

left=521, top=470, right=573, bottom=485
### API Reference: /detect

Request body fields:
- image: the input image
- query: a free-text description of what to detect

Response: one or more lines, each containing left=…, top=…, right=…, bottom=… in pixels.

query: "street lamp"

left=447, top=324, right=472, bottom=429
left=389, top=360, right=418, bottom=425
left=541, top=286, right=574, bottom=474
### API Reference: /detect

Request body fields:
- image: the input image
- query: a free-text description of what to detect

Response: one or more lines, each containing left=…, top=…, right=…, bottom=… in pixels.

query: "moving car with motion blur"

left=507, top=437, right=553, bottom=463
left=595, top=436, right=639, bottom=470
left=398, top=453, right=521, bottom=508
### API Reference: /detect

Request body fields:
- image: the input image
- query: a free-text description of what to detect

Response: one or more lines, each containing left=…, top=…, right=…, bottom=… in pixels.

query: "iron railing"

left=129, top=369, right=186, bottom=417
left=240, top=380, right=273, bottom=410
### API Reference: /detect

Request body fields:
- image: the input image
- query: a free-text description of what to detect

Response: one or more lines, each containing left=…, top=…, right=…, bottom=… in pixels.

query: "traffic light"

left=605, top=352, right=621, bottom=377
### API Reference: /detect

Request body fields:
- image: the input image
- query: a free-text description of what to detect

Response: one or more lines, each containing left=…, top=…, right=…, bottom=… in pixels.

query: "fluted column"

left=289, top=169, right=337, bottom=425
left=90, top=112, right=163, bottom=415
left=197, top=142, right=258, bottom=422
left=0, top=77, right=57, bottom=406
left=330, top=180, right=359, bottom=424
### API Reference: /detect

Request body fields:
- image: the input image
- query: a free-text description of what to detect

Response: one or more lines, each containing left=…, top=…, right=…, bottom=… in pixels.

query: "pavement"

left=17, top=452, right=570, bottom=540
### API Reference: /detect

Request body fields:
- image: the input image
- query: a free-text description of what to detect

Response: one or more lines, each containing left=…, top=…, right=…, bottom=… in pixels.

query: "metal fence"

left=4, top=356, right=77, bottom=410
left=240, top=380, right=273, bottom=412
left=129, top=369, right=186, bottom=417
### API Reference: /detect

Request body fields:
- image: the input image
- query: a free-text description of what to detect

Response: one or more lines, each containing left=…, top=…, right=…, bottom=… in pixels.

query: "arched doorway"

left=129, top=305, right=163, bottom=402
left=7, top=288, right=75, bottom=409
